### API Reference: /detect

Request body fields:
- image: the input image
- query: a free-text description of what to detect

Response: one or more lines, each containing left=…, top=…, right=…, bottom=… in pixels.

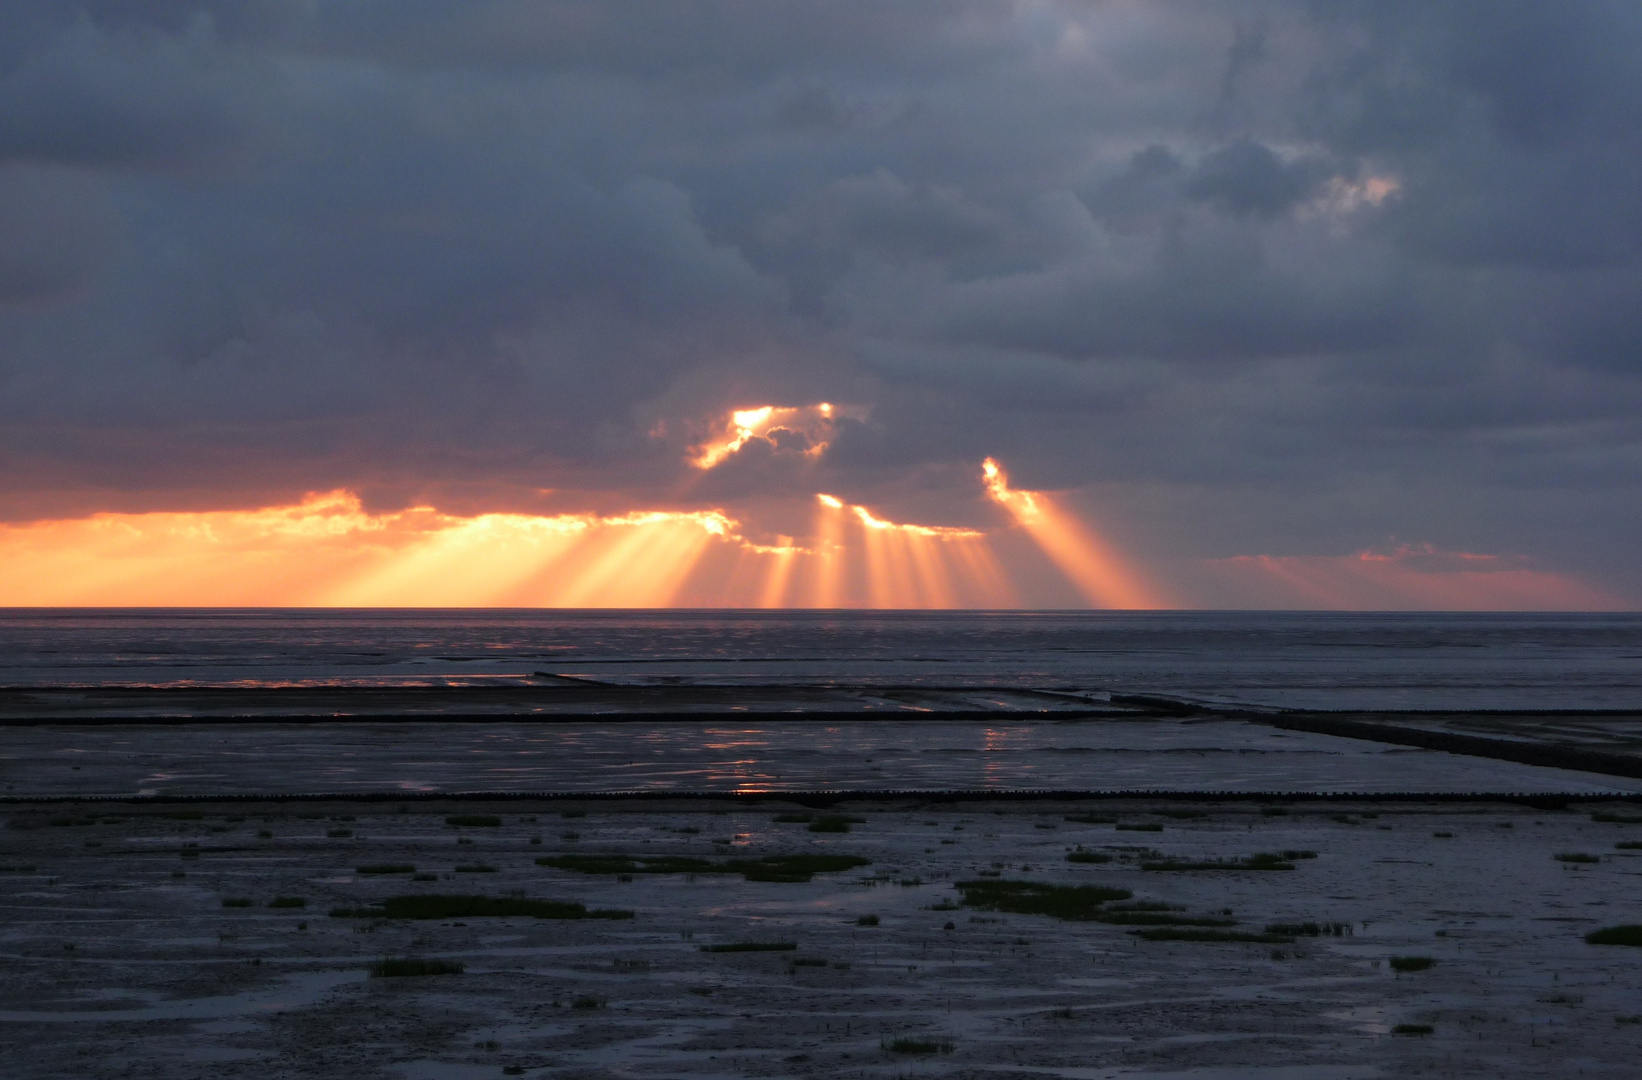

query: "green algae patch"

left=956, top=879, right=1131, bottom=921
left=1131, top=927, right=1294, bottom=943
left=329, top=895, right=632, bottom=920
left=370, top=957, right=463, bottom=977
left=1266, top=921, right=1352, bottom=937
left=1142, top=852, right=1300, bottom=871
left=1586, top=925, right=1642, bottom=946
left=1098, top=911, right=1235, bottom=927
left=535, top=853, right=868, bottom=883
left=808, top=815, right=865, bottom=833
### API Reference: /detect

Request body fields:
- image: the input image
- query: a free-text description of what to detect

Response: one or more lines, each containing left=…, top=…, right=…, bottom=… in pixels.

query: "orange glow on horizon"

left=982, top=457, right=1162, bottom=608
left=1, top=486, right=1612, bottom=610
left=1205, top=546, right=1622, bottom=611
left=0, top=489, right=1012, bottom=608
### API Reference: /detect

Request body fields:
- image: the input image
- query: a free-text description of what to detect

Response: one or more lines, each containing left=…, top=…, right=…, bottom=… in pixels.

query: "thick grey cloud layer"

left=2, top=1, right=1640, bottom=594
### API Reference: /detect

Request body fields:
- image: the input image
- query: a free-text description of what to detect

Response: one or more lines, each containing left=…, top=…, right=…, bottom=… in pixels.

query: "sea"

left=3, top=609, right=1642, bottom=797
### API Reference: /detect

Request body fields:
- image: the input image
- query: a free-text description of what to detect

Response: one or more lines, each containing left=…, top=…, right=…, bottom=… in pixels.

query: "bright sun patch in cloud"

left=689, top=403, right=861, bottom=469
left=1306, top=174, right=1400, bottom=217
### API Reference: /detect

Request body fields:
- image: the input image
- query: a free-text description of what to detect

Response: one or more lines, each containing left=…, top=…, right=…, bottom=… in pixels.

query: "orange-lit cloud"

left=689, top=403, right=863, bottom=469
left=0, top=489, right=1011, bottom=608
left=982, top=457, right=1162, bottom=608
left=1204, top=544, right=1621, bottom=611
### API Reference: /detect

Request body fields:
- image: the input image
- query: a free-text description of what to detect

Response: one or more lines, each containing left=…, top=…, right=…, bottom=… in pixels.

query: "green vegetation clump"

left=808, top=815, right=865, bottom=833
left=446, top=815, right=502, bottom=827
left=1392, top=1023, right=1433, bottom=1036
left=1063, top=814, right=1116, bottom=824
left=1099, top=911, right=1234, bottom=927
left=1585, top=925, right=1642, bottom=946
left=570, top=995, right=603, bottom=1009
left=222, top=897, right=253, bottom=908
left=269, top=896, right=306, bottom=908
left=773, top=812, right=813, bottom=823
left=1130, top=927, right=1294, bottom=943
left=1116, top=823, right=1163, bottom=832
left=1066, top=848, right=1111, bottom=864
left=700, top=942, right=797, bottom=953
left=454, top=864, right=497, bottom=873
left=856, top=914, right=880, bottom=926
left=326, top=828, right=353, bottom=838
left=329, top=895, right=633, bottom=920
left=1389, top=956, right=1437, bottom=972
left=1555, top=852, right=1601, bottom=864
left=1591, top=812, right=1642, bottom=824
left=1617, top=842, right=1642, bottom=850
left=369, top=957, right=463, bottom=977
left=1260, top=807, right=1289, bottom=816
left=1107, top=901, right=1178, bottom=912
left=1266, top=921, right=1351, bottom=937
left=535, top=853, right=868, bottom=883
left=357, top=863, right=416, bottom=875
left=884, top=1038, right=952, bottom=1054
left=1142, top=852, right=1297, bottom=871
left=956, top=879, right=1132, bottom=921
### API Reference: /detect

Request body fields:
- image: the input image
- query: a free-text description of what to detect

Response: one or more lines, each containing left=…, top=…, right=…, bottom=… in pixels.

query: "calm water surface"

left=2, top=609, right=1640, bottom=710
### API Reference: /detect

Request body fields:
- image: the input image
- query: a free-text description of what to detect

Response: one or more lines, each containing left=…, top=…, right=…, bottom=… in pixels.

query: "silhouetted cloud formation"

left=1, top=1, right=1639, bottom=598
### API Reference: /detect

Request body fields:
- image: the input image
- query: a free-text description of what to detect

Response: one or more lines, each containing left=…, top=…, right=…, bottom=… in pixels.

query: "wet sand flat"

left=8, top=718, right=1642, bottom=798
left=4, top=797, right=1642, bottom=1079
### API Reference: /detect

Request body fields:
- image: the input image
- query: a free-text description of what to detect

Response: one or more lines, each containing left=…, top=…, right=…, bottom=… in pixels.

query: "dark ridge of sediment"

left=1, top=789, right=1636, bottom=809
left=0, top=683, right=1151, bottom=723
left=1240, top=712, right=1642, bottom=781
left=0, top=707, right=1155, bottom=726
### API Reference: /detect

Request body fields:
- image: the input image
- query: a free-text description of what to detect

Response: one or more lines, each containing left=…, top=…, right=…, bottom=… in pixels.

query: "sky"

left=1, top=1, right=1640, bottom=608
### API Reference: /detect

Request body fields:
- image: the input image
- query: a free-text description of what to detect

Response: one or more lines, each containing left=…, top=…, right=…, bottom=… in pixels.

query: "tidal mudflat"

left=4, top=797, right=1642, bottom=1078
left=9, top=718, right=1642, bottom=798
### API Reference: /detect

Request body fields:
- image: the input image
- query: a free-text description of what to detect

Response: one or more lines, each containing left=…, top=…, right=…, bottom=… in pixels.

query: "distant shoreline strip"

left=3, top=788, right=1637, bottom=808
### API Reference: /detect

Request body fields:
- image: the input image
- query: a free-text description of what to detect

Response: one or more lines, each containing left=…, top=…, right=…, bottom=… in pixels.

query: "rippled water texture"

left=9, top=719, right=1641, bottom=797
left=3, top=609, right=1642, bottom=709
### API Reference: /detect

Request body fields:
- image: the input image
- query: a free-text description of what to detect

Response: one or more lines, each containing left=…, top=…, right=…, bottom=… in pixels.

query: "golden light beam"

left=323, top=513, right=588, bottom=607
left=756, top=540, right=799, bottom=608
left=0, top=486, right=1028, bottom=609
left=982, top=457, right=1161, bottom=609
left=809, top=494, right=846, bottom=607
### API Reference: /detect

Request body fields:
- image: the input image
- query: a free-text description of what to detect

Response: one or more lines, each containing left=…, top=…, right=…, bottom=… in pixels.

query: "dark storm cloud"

left=0, top=1, right=1639, bottom=594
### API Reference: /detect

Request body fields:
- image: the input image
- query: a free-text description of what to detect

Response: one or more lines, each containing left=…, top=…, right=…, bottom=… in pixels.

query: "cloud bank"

left=2, top=1, right=1639, bottom=606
